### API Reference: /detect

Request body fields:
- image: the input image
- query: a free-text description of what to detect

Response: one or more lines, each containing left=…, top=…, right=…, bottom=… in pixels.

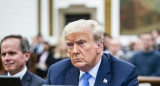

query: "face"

left=1, top=38, right=30, bottom=75
left=152, top=30, right=159, bottom=39
left=65, top=30, right=102, bottom=72
left=44, top=43, right=49, bottom=51
left=104, top=36, right=111, bottom=49
left=133, top=39, right=143, bottom=51
left=59, top=40, right=68, bottom=53
left=108, top=39, right=120, bottom=54
left=141, top=34, right=153, bottom=49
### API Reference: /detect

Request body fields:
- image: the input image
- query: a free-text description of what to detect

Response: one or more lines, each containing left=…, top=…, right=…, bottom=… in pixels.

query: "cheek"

left=15, top=56, right=26, bottom=64
left=1, top=58, right=5, bottom=63
left=2, top=60, right=6, bottom=67
left=68, top=51, right=73, bottom=57
left=85, top=49, right=97, bottom=60
left=68, top=51, right=75, bottom=63
left=15, top=60, right=25, bottom=68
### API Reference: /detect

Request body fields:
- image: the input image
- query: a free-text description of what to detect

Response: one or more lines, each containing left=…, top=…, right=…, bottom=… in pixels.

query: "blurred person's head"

left=103, top=33, right=112, bottom=50
left=44, top=42, right=50, bottom=51
left=133, top=38, right=143, bottom=51
left=31, top=37, right=38, bottom=45
left=62, top=19, right=104, bottom=72
left=0, top=35, right=30, bottom=75
left=59, top=38, right=68, bottom=53
left=37, top=33, right=44, bottom=43
left=139, top=32, right=153, bottom=52
left=108, top=38, right=121, bottom=56
left=54, top=37, right=69, bottom=59
left=151, top=29, right=160, bottom=45
left=152, top=29, right=159, bottom=39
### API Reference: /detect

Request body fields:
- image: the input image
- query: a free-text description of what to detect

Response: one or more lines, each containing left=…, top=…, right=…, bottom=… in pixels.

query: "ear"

left=24, top=50, right=30, bottom=62
left=97, top=41, right=103, bottom=54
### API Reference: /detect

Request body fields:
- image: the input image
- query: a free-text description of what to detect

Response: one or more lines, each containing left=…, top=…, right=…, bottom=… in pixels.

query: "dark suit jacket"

left=3, top=70, right=44, bottom=86
left=45, top=53, right=139, bottom=86
left=37, top=51, right=54, bottom=68
left=21, top=70, right=44, bottom=86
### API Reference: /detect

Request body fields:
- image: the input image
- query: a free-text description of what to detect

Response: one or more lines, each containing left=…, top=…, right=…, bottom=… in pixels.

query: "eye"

left=79, top=41, right=84, bottom=45
left=67, top=43, right=73, bottom=49
left=9, top=52, right=16, bottom=56
left=78, top=41, right=86, bottom=46
left=67, top=43, right=73, bottom=47
left=1, top=53, right=6, bottom=57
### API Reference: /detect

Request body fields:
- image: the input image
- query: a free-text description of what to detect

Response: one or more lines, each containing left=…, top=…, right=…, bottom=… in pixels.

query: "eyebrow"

left=66, top=37, right=87, bottom=43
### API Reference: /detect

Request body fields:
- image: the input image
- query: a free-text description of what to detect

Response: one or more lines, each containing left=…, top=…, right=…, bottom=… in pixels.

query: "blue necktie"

left=82, top=72, right=92, bottom=86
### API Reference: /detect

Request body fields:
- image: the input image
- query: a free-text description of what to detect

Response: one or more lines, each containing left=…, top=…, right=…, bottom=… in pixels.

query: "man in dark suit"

left=0, top=35, right=44, bottom=86
left=45, top=19, right=139, bottom=86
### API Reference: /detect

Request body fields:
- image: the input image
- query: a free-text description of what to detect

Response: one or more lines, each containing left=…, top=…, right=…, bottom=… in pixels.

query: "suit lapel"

left=21, top=70, right=31, bottom=86
left=65, top=63, right=79, bottom=85
left=94, top=54, right=111, bottom=86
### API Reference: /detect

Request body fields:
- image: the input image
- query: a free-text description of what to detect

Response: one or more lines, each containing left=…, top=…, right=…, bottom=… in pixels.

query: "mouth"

left=5, top=63, right=14, bottom=67
left=73, top=58, right=83, bottom=63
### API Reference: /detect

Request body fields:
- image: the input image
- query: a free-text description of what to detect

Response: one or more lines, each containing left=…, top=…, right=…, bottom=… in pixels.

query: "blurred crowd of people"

left=1, top=29, right=160, bottom=79
left=27, top=34, right=69, bottom=79
left=103, top=29, right=160, bottom=76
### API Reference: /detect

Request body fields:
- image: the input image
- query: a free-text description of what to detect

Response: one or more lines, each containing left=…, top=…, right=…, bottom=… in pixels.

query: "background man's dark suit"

left=45, top=53, right=139, bottom=86
left=3, top=70, right=44, bottom=86
left=21, top=70, right=44, bottom=86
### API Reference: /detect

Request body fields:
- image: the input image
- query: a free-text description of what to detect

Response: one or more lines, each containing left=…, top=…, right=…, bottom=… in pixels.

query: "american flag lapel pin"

left=103, top=78, right=108, bottom=83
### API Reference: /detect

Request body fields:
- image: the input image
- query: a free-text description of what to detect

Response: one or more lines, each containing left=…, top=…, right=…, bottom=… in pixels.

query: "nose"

left=4, top=54, right=11, bottom=61
left=72, top=44, right=79, bottom=54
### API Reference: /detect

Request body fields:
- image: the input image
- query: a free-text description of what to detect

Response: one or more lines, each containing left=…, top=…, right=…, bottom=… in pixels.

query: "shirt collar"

left=8, top=66, right=27, bottom=80
left=79, top=58, right=102, bottom=79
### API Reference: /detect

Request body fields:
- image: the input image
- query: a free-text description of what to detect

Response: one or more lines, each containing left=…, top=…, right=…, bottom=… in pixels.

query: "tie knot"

left=83, top=72, right=92, bottom=80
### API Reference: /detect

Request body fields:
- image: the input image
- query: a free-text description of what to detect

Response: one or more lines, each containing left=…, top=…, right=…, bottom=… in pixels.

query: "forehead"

left=65, top=31, right=93, bottom=42
left=141, top=34, right=152, bottom=39
left=1, top=38, right=20, bottom=48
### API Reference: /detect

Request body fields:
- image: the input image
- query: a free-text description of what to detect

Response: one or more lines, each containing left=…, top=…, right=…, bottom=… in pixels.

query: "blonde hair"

left=62, top=19, right=104, bottom=42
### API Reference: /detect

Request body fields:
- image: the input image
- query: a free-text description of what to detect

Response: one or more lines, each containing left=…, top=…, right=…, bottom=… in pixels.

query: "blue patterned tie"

left=82, top=72, right=92, bottom=86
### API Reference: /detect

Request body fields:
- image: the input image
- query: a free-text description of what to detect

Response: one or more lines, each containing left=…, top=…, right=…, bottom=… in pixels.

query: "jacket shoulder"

left=103, top=53, right=139, bottom=85
left=27, top=71, right=45, bottom=86
left=30, top=72, right=44, bottom=81
left=105, top=53, right=136, bottom=68
left=49, top=58, right=72, bottom=71
left=104, top=53, right=138, bottom=77
left=45, top=58, right=76, bottom=85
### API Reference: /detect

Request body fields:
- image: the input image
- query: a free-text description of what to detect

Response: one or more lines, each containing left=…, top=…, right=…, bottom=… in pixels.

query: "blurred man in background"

left=130, top=32, right=160, bottom=76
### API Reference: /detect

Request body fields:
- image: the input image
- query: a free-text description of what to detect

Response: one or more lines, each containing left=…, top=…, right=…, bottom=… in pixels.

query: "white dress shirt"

left=39, top=51, right=49, bottom=64
left=78, top=58, right=102, bottom=86
left=8, top=66, right=27, bottom=80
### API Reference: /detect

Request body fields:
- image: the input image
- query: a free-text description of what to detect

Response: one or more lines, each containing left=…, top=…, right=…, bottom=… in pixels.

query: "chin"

left=74, top=63, right=86, bottom=69
left=5, top=68, right=14, bottom=72
left=74, top=64, right=89, bottom=72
